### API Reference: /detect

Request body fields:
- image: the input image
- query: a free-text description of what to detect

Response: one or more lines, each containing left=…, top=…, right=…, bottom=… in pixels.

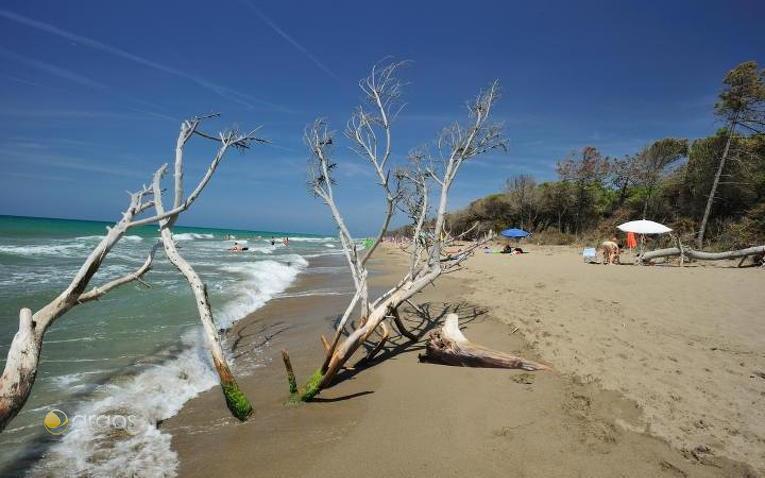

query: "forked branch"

left=290, top=62, right=515, bottom=403
left=0, top=114, right=263, bottom=431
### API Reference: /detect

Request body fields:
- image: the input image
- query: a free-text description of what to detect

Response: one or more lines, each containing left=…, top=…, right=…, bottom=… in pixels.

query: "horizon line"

left=0, top=213, right=334, bottom=238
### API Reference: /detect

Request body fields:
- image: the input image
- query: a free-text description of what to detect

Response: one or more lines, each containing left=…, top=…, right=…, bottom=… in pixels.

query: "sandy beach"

left=3, top=4, right=764, bottom=477
left=165, top=245, right=764, bottom=477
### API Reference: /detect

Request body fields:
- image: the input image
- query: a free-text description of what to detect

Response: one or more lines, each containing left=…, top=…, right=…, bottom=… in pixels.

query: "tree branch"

left=77, top=242, right=160, bottom=303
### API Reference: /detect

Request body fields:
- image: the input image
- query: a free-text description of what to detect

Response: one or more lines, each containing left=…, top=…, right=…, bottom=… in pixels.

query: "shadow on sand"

left=316, top=301, right=488, bottom=396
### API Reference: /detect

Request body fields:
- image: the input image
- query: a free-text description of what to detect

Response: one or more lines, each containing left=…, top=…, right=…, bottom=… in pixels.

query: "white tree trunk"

left=0, top=309, right=41, bottom=431
left=0, top=116, right=262, bottom=431
left=0, top=208, right=153, bottom=431
left=288, top=68, right=506, bottom=403
left=157, top=227, right=252, bottom=420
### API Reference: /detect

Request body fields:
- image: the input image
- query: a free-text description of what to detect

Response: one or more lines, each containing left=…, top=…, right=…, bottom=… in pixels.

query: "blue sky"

left=0, top=1, right=763, bottom=234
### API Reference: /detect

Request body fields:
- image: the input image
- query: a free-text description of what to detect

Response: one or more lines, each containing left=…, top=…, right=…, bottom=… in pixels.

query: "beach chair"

left=582, top=247, right=597, bottom=263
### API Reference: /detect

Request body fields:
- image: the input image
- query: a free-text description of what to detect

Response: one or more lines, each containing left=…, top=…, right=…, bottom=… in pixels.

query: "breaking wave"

left=30, top=332, right=217, bottom=478
left=173, top=233, right=215, bottom=241
left=288, top=236, right=335, bottom=242
left=216, top=255, right=307, bottom=328
left=0, top=244, right=84, bottom=257
left=28, top=252, right=309, bottom=478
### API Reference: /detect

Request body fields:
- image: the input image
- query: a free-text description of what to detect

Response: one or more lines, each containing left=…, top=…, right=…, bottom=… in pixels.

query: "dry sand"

left=463, top=245, right=765, bottom=473
left=166, top=246, right=763, bottom=477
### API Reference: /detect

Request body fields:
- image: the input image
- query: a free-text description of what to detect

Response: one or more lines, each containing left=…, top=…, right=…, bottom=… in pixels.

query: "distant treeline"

left=447, top=132, right=763, bottom=249
left=397, top=61, right=765, bottom=251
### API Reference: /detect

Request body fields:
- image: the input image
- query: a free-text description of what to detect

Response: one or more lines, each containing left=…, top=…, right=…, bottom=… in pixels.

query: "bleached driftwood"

left=641, top=245, right=765, bottom=265
left=0, top=115, right=263, bottom=431
left=421, top=314, right=550, bottom=371
left=283, top=61, right=507, bottom=402
left=0, top=187, right=159, bottom=432
left=150, top=120, right=264, bottom=420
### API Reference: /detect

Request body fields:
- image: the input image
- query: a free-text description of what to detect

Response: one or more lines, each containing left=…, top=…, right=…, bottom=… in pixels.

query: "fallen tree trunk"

left=641, top=245, right=765, bottom=264
left=420, top=314, right=551, bottom=371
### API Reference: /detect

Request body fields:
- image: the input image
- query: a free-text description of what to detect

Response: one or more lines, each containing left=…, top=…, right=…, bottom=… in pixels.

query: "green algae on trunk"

left=221, top=381, right=254, bottom=421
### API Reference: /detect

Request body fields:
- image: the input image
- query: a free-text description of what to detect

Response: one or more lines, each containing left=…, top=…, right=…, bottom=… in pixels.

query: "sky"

left=0, top=0, right=763, bottom=235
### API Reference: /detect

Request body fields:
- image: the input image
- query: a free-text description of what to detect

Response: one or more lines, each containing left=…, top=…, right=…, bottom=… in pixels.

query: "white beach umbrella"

left=617, top=219, right=672, bottom=234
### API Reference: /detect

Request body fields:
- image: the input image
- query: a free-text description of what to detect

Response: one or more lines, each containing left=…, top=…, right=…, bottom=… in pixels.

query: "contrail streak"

left=241, top=1, right=339, bottom=81
left=0, top=8, right=291, bottom=112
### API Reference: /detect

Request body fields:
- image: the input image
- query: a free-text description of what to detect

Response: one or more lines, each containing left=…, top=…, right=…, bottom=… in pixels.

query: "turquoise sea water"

left=0, top=215, right=344, bottom=476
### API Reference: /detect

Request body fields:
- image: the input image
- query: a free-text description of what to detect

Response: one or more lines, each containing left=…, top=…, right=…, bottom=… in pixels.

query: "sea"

left=0, top=215, right=347, bottom=477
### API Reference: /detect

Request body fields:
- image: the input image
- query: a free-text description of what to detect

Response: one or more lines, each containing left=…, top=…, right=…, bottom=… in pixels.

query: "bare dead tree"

left=150, top=119, right=265, bottom=421
left=0, top=115, right=264, bottom=431
left=283, top=63, right=541, bottom=403
left=396, top=149, right=431, bottom=281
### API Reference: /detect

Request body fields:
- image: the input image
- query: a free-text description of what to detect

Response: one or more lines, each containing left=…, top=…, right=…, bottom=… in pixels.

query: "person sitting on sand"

left=599, top=237, right=620, bottom=265
left=500, top=245, right=526, bottom=255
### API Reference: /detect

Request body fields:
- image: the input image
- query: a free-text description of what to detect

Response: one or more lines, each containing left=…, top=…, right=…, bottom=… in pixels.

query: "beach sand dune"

left=166, top=246, right=762, bottom=477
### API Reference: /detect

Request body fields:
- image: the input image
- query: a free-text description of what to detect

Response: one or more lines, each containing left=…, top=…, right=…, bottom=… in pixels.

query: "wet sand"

left=166, top=246, right=762, bottom=477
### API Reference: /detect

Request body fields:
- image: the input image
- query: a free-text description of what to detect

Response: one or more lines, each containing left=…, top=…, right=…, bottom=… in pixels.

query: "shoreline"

left=0, top=230, right=340, bottom=477
left=166, top=245, right=762, bottom=477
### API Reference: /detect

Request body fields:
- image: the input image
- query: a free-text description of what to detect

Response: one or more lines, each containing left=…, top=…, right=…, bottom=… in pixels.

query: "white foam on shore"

left=217, top=255, right=308, bottom=328
left=30, top=331, right=217, bottom=478
left=29, top=252, right=310, bottom=478
left=303, top=250, right=345, bottom=258
left=278, top=287, right=352, bottom=299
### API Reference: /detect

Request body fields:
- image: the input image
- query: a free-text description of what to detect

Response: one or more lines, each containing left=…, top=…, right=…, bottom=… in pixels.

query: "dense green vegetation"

left=444, top=61, right=765, bottom=250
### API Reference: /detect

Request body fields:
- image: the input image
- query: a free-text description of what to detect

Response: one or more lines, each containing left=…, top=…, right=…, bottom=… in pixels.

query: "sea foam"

left=288, top=236, right=335, bottom=242
left=217, top=255, right=307, bottom=328
left=173, top=233, right=215, bottom=241
left=30, top=331, right=217, bottom=478
left=29, top=252, right=309, bottom=478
